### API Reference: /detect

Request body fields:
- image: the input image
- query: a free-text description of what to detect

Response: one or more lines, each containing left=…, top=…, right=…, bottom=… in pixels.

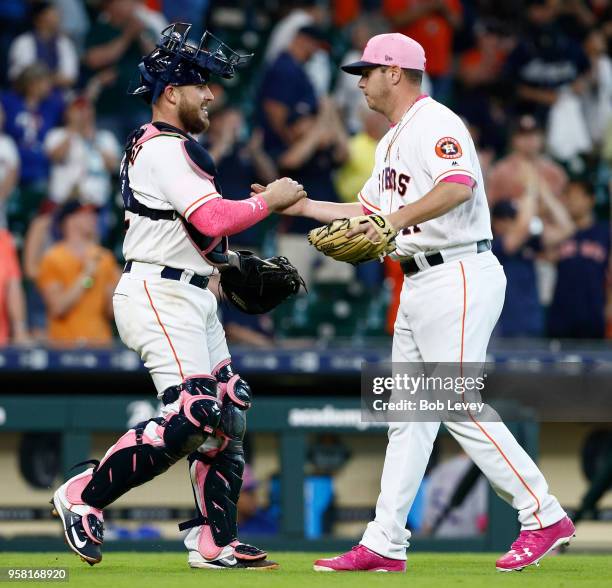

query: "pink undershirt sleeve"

left=441, top=174, right=476, bottom=188
left=188, top=195, right=269, bottom=238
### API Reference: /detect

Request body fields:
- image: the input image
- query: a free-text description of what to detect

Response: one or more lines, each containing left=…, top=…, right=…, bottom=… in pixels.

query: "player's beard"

left=178, top=99, right=209, bottom=134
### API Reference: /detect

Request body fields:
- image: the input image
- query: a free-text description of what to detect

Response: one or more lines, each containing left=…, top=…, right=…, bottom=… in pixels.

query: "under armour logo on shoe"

left=513, top=548, right=534, bottom=561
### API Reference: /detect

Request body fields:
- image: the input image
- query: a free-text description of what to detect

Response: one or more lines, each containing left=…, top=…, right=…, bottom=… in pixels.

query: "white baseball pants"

left=113, top=267, right=230, bottom=395
left=361, top=250, right=566, bottom=559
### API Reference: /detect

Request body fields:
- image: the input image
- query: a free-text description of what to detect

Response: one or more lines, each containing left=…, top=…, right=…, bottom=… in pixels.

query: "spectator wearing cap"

left=547, top=179, right=610, bottom=339
left=0, top=103, right=20, bottom=230
left=36, top=200, right=120, bottom=346
left=44, top=96, right=120, bottom=207
left=258, top=26, right=349, bottom=282
left=0, top=62, right=64, bottom=232
left=237, top=465, right=278, bottom=536
left=491, top=166, right=573, bottom=338
left=257, top=26, right=326, bottom=160
left=502, top=0, right=590, bottom=124
left=383, top=0, right=463, bottom=104
left=487, top=115, right=568, bottom=206
left=0, top=229, right=30, bottom=346
left=8, top=1, right=79, bottom=89
left=263, top=2, right=332, bottom=96
left=280, top=94, right=350, bottom=283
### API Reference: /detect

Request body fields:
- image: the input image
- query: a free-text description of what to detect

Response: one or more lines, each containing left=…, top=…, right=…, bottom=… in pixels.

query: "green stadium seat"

left=274, top=281, right=391, bottom=340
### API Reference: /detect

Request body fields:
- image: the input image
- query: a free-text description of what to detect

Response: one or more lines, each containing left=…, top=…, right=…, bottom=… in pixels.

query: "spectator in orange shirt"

left=37, top=200, right=120, bottom=347
left=383, top=0, right=463, bottom=103
left=0, top=229, right=29, bottom=346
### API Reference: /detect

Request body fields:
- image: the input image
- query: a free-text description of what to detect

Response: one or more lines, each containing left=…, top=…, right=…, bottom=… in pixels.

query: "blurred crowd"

left=0, top=0, right=611, bottom=348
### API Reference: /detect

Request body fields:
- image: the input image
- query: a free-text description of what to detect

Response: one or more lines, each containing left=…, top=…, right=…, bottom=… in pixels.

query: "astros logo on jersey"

left=435, top=137, right=462, bottom=159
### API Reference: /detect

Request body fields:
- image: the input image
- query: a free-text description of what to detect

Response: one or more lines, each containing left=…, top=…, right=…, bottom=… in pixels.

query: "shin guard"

left=80, top=377, right=221, bottom=509
left=182, top=442, right=268, bottom=561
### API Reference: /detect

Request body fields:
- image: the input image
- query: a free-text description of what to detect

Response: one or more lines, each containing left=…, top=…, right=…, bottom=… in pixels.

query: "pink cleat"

left=496, top=516, right=576, bottom=572
left=313, top=545, right=406, bottom=572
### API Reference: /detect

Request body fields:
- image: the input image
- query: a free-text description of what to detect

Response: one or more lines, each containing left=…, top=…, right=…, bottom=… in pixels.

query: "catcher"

left=51, top=23, right=305, bottom=570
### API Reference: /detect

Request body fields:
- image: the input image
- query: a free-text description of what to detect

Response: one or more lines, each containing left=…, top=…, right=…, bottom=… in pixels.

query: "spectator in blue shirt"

left=1, top=63, right=64, bottom=185
left=492, top=166, right=573, bottom=337
left=256, top=26, right=348, bottom=282
left=548, top=179, right=610, bottom=339
left=237, top=465, right=278, bottom=536
left=257, top=25, right=323, bottom=159
left=1, top=62, right=64, bottom=232
left=503, top=0, right=590, bottom=123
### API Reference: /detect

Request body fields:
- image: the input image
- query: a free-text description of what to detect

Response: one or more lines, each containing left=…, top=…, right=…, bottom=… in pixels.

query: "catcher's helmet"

left=129, top=22, right=253, bottom=104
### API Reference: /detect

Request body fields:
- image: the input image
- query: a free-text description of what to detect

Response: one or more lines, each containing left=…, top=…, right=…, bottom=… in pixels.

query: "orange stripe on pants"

left=144, top=280, right=185, bottom=381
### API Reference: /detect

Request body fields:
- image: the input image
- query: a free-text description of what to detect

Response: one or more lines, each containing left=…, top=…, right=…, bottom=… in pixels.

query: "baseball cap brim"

left=340, top=61, right=380, bottom=75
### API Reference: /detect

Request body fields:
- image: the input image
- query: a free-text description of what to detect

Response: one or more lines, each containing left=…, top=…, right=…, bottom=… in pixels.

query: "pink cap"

left=341, top=33, right=426, bottom=75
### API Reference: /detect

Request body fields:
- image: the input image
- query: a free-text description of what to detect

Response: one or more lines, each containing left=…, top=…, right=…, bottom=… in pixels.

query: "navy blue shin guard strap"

left=178, top=514, right=208, bottom=532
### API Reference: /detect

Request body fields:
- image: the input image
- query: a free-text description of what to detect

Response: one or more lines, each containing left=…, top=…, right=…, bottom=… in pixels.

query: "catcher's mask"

left=129, top=22, right=253, bottom=104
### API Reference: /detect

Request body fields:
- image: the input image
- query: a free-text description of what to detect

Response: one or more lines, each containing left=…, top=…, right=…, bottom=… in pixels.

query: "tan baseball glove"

left=307, top=214, right=397, bottom=264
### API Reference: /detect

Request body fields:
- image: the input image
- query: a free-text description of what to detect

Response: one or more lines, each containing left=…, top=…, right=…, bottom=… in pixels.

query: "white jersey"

left=357, top=96, right=492, bottom=257
left=122, top=126, right=221, bottom=276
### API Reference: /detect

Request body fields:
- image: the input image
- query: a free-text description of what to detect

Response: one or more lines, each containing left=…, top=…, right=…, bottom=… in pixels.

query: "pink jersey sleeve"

left=440, top=174, right=476, bottom=188
left=189, top=195, right=269, bottom=237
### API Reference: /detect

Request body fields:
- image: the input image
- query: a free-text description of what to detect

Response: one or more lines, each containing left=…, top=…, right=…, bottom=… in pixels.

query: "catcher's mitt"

left=308, top=214, right=397, bottom=264
left=220, top=251, right=305, bottom=314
